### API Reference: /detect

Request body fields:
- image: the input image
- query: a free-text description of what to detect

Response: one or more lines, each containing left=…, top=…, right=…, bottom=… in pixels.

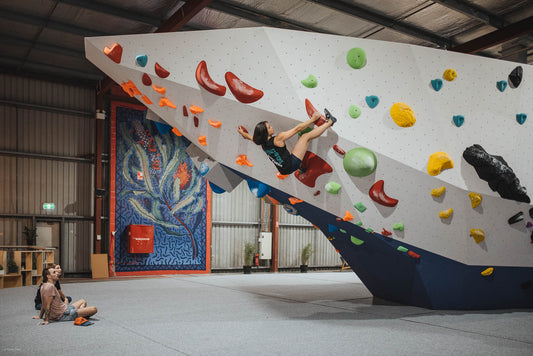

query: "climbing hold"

left=470, top=229, right=485, bottom=243
left=443, top=69, right=457, bottom=81
left=427, top=151, right=454, bottom=176
left=343, top=211, right=354, bottom=221
left=516, top=113, right=527, bottom=125
left=397, top=246, right=408, bottom=253
left=381, top=228, right=392, bottom=237
left=431, top=187, right=446, bottom=197
left=365, top=95, right=379, bottom=108
left=313, top=191, right=320, bottom=196
left=159, top=98, right=176, bottom=109
left=468, top=192, right=482, bottom=208
left=283, top=204, right=299, bottom=215
left=526, top=222, right=532, bottom=228
left=350, top=236, right=364, bottom=245
left=349, top=105, right=361, bottom=118
left=142, top=73, right=152, bottom=86
left=238, top=125, right=248, bottom=134
left=225, top=72, right=264, bottom=104
left=439, top=208, right=453, bottom=219
left=194, top=116, right=199, bottom=127
left=496, top=80, right=507, bottom=92
left=508, top=66, right=523, bottom=89
left=195, top=60, right=227, bottom=96
left=199, top=163, right=209, bottom=176
left=508, top=211, right=524, bottom=225
left=171, top=127, right=183, bottom=136
left=298, top=127, right=312, bottom=137
left=390, top=103, right=416, bottom=127
left=208, top=119, right=221, bottom=128
left=369, top=180, right=398, bottom=207
left=301, top=74, right=318, bottom=88
left=152, top=84, right=166, bottom=95
left=154, top=122, right=172, bottom=135
left=247, top=179, right=270, bottom=198
left=346, top=47, right=366, bottom=69
left=183, top=106, right=188, bottom=117
left=336, top=217, right=343, bottom=222
left=453, top=115, right=464, bottom=127
left=209, top=182, right=226, bottom=194
left=393, top=223, right=404, bottom=231
left=136, top=54, right=148, bottom=67
left=339, top=229, right=346, bottom=234
left=328, top=224, right=339, bottom=233
left=103, top=43, right=122, bottom=63
left=408, top=251, right=420, bottom=259
left=325, top=181, right=341, bottom=194
left=276, top=172, right=289, bottom=180
left=354, top=202, right=367, bottom=213
left=304, top=99, right=327, bottom=126
left=530, top=207, right=533, bottom=218
left=190, top=105, right=204, bottom=115
left=198, top=136, right=207, bottom=146
left=431, top=79, right=443, bottom=91
left=333, top=145, right=346, bottom=156
left=295, top=151, right=333, bottom=188
left=141, top=95, right=152, bottom=105
left=343, top=147, right=377, bottom=177
left=289, top=197, right=303, bottom=205
left=154, top=62, right=170, bottom=78
left=120, top=80, right=141, bottom=97
left=481, top=267, right=494, bottom=276
left=236, top=155, right=252, bottom=167
left=365, top=228, right=374, bottom=233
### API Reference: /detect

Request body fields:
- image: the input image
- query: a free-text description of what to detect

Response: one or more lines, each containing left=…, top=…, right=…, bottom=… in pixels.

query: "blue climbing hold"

left=199, top=163, right=209, bottom=176
left=209, top=182, right=226, bottom=194
left=497, top=80, right=507, bottom=92
left=516, top=113, right=527, bottom=125
left=365, top=95, right=379, bottom=109
left=136, top=55, right=148, bottom=67
left=154, top=121, right=172, bottom=135
left=246, top=179, right=271, bottom=198
left=453, top=115, right=465, bottom=127
left=328, top=224, right=339, bottom=233
left=431, top=79, right=443, bottom=91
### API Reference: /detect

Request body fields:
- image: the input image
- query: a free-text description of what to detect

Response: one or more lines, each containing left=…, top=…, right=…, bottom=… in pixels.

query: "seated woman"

left=237, top=110, right=335, bottom=175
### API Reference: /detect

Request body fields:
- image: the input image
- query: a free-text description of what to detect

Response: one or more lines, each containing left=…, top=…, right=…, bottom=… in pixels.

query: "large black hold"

left=463, top=144, right=530, bottom=203
left=508, top=66, right=523, bottom=89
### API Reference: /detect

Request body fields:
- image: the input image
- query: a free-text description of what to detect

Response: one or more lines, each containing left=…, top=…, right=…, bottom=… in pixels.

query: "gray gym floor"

left=1, top=272, right=532, bottom=355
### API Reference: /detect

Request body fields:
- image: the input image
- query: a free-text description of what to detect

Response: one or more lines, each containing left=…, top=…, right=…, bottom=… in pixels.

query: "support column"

left=270, top=203, right=279, bottom=272
left=93, top=93, right=105, bottom=254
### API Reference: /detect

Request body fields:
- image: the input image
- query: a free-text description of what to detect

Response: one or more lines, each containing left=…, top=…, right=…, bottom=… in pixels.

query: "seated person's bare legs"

left=77, top=306, right=98, bottom=318
left=72, top=299, right=87, bottom=309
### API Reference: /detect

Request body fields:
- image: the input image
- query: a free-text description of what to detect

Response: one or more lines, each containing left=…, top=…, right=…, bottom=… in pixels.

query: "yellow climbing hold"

left=470, top=229, right=485, bottom=243
left=427, top=151, right=454, bottom=176
left=390, top=103, right=416, bottom=127
left=468, top=192, right=482, bottom=208
left=481, top=267, right=494, bottom=276
left=443, top=69, right=457, bottom=81
left=431, top=186, right=446, bottom=197
left=439, top=208, right=453, bottom=219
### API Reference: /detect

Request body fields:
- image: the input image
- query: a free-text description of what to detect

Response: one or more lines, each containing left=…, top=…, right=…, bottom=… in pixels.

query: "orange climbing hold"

left=152, top=84, right=166, bottom=95
left=190, top=105, right=204, bottom=115
left=276, top=172, right=289, bottom=180
left=171, top=127, right=183, bottom=136
left=408, top=251, right=420, bottom=259
left=141, top=95, right=152, bottom=105
left=120, top=80, right=141, bottom=97
left=208, top=119, right=221, bottom=128
left=159, top=97, right=176, bottom=109
left=198, top=136, right=207, bottom=146
left=289, top=197, right=303, bottom=205
left=103, top=43, right=122, bottom=63
left=154, top=62, right=170, bottom=78
left=342, top=211, right=354, bottom=221
left=236, top=155, right=253, bottom=167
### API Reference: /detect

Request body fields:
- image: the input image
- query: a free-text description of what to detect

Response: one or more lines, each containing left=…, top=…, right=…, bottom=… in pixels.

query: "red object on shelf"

left=127, top=225, right=154, bottom=254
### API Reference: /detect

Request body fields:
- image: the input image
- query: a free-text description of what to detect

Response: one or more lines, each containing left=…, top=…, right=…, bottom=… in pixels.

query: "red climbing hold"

left=183, top=106, right=188, bottom=117
left=196, top=60, right=227, bottom=96
left=314, top=191, right=320, bottom=196
left=103, top=43, right=122, bottom=63
left=194, top=116, right=199, bottom=127
left=381, top=228, right=392, bottom=237
left=408, top=251, right=420, bottom=259
left=294, top=151, right=333, bottom=188
left=333, top=145, right=346, bottom=156
left=238, top=125, right=248, bottom=134
left=304, top=99, right=326, bottom=126
left=155, top=62, right=170, bottom=78
left=225, top=72, right=263, bottom=104
left=369, top=180, right=399, bottom=207
left=142, top=73, right=152, bottom=86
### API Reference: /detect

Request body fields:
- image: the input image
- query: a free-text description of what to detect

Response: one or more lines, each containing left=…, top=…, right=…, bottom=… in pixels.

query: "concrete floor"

left=1, top=272, right=532, bottom=355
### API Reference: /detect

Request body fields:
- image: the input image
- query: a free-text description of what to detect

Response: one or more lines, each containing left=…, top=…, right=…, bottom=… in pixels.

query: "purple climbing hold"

left=526, top=221, right=533, bottom=228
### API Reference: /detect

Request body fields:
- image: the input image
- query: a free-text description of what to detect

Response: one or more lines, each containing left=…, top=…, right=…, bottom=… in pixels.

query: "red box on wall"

left=127, top=225, right=154, bottom=254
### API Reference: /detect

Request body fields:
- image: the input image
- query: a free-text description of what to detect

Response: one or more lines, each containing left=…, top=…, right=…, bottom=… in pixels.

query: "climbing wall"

left=86, top=27, right=533, bottom=309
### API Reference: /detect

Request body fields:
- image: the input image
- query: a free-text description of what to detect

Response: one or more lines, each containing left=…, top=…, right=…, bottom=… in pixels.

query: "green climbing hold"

left=365, top=228, right=374, bottom=233
left=298, top=127, right=312, bottom=136
left=397, top=246, right=408, bottom=252
left=301, top=74, right=318, bottom=88
left=354, top=202, right=367, bottom=212
left=393, top=223, right=404, bottom=231
left=355, top=221, right=363, bottom=226
left=351, top=236, right=364, bottom=245
left=343, top=147, right=377, bottom=177
left=349, top=105, right=361, bottom=118
left=339, top=229, right=347, bottom=234
left=346, top=47, right=366, bottom=69
left=325, top=181, right=341, bottom=194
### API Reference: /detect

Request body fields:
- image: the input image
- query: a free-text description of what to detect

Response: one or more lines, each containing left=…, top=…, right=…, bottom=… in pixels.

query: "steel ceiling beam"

left=306, top=0, right=455, bottom=48
left=432, top=0, right=505, bottom=28
left=0, top=35, right=84, bottom=58
left=451, top=15, right=533, bottom=54
left=157, top=0, right=212, bottom=33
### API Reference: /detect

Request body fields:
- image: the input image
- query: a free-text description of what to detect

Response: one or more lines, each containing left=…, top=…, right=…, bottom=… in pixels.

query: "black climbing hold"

left=529, top=207, right=533, bottom=219
left=508, top=211, right=524, bottom=225
left=508, top=66, right=523, bottom=89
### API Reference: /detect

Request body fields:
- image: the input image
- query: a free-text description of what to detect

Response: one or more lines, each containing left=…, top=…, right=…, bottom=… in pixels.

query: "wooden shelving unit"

left=0, top=247, right=55, bottom=289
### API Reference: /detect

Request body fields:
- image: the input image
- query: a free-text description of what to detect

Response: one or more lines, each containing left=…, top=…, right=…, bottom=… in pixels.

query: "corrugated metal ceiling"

left=0, top=0, right=531, bottom=86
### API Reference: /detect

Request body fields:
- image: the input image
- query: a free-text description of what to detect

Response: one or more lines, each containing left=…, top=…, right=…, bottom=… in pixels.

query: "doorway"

left=36, top=221, right=60, bottom=265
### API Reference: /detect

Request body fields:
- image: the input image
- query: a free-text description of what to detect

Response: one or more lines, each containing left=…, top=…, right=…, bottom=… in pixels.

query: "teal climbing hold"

left=350, top=236, right=364, bottom=245
left=365, top=95, right=379, bottom=108
left=349, top=105, right=361, bottom=118
left=453, top=115, right=464, bottom=127
left=301, top=74, right=318, bottom=88
left=431, top=79, right=443, bottom=91
left=247, top=179, right=271, bottom=198
left=397, top=246, right=408, bottom=252
left=354, top=202, right=367, bottom=212
left=516, top=113, right=527, bottom=125
left=393, top=223, right=404, bottom=231
left=346, top=47, right=366, bottom=69
left=328, top=224, right=339, bottom=233
left=325, top=182, right=341, bottom=194
left=355, top=221, right=363, bottom=226
left=136, top=55, right=148, bottom=67
left=497, top=80, right=507, bottom=92
left=343, top=147, right=377, bottom=177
